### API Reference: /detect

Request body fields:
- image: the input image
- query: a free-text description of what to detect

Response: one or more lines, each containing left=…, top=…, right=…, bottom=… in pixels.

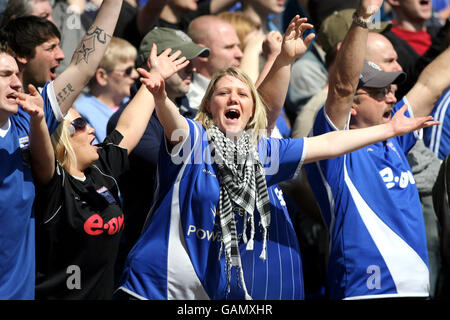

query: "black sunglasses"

left=69, top=117, right=87, bottom=135
left=111, top=66, right=135, bottom=77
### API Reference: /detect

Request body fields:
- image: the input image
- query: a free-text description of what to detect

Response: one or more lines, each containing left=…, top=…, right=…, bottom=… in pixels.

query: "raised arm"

left=325, top=0, right=383, bottom=130
left=257, top=15, right=314, bottom=133
left=16, top=85, right=55, bottom=185
left=304, top=105, right=439, bottom=163
left=115, top=44, right=189, bottom=153
left=255, top=30, right=282, bottom=87
left=140, top=69, right=189, bottom=145
left=53, top=0, right=123, bottom=116
left=239, top=29, right=266, bottom=84
left=406, top=45, right=450, bottom=118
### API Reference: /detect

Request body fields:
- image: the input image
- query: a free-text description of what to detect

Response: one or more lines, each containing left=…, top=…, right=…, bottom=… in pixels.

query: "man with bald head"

left=365, top=32, right=403, bottom=72
left=186, top=15, right=243, bottom=110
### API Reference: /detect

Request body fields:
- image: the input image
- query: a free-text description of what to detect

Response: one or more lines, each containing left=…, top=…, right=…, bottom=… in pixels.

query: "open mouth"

left=383, top=108, right=393, bottom=119
left=6, top=92, right=17, bottom=103
left=50, top=67, right=57, bottom=79
left=225, top=108, right=240, bottom=120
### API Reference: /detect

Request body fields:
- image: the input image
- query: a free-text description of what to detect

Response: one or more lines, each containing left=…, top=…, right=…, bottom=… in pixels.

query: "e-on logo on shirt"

left=83, top=213, right=124, bottom=236
left=379, top=167, right=415, bottom=189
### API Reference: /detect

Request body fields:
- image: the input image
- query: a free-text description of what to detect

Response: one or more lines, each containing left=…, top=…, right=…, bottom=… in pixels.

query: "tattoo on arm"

left=73, top=26, right=112, bottom=65
left=56, top=83, right=75, bottom=105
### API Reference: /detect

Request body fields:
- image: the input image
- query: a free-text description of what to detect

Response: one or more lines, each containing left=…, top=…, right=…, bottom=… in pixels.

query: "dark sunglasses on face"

left=68, top=117, right=87, bottom=135
left=111, top=66, right=135, bottom=77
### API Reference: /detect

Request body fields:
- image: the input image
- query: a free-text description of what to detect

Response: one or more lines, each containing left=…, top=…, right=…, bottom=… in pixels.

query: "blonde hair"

left=50, top=119, right=77, bottom=170
left=98, top=37, right=137, bottom=70
left=88, top=37, right=137, bottom=87
left=194, top=67, right=268, bottom=144
left=217, top=11, right=259, bottom=50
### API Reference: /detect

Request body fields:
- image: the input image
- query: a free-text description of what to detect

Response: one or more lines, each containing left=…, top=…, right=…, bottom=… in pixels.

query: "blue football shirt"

left=305, top=97, right=429, bottom=299
left=0, top=82, right=61, bottom=299
left=118, top=119, right=306, bottom=300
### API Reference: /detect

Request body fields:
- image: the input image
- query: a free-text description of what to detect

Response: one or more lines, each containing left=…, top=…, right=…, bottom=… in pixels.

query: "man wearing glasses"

left=351, top=61, right=404, bottom=129
left=305, top=0, right=450, bottom=300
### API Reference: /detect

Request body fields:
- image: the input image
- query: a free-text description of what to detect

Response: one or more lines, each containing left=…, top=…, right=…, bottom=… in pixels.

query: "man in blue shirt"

left=305, top=0, right=450, bottom=299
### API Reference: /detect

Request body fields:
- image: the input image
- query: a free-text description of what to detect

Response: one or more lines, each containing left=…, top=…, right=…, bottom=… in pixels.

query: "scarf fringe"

left=239, top=267, right=252, bottom=300
left=242, top=211, right=248, bottom=244
left=259, top=227, right=268, bottom=260
left=243, top=210, right=256, bottom=251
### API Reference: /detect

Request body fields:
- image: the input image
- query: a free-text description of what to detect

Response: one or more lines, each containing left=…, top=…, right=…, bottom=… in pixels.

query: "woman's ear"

left=95, top=68, right=109, bottom=87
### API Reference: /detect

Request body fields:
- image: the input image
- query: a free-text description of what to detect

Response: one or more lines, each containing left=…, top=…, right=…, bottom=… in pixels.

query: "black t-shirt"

left=34, top=130, right=129, bottom=300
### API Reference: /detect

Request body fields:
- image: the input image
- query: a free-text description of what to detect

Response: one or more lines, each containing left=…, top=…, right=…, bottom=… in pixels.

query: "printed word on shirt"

left=379, top=167, right=415, bottom=189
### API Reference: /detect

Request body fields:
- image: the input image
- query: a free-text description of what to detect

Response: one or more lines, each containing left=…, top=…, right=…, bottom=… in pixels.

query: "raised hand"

left=138, top=43, right=190, bottom=102
left=390, top=105, right=440, bottom=136
left=138, top=68, right=167, bottom=103
left=357, top=0, right=384, bottom=18
left=279, top=15, right=315, bottom=63
left=262, top=30, right=282, bottom=60
left=16, top=84, right=45, bottom=119
left=146, top=43, right=190, bottom=81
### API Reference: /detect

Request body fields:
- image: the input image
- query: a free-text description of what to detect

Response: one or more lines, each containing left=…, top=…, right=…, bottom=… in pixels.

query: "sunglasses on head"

left=68, top=117, right=87, bottom=135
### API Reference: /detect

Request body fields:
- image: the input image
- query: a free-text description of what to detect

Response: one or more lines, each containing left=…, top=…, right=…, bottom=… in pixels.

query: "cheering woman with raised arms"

left=116, top=25, right=440, bottom=300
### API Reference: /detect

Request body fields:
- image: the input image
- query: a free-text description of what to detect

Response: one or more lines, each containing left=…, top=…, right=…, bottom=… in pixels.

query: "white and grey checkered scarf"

left=207, top=124, right=271, bottom=300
